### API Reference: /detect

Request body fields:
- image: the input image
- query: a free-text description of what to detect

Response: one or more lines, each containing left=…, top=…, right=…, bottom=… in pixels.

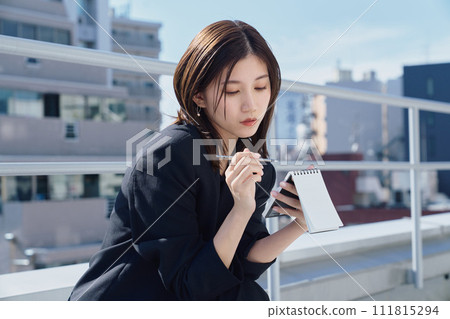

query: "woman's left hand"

left=270, top=182, right=308, bottom=231
left=269, top=165, right=315, bottom=231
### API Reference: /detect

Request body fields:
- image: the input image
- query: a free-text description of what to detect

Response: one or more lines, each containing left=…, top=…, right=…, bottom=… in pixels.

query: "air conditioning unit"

left=65, top=122, right=79, bottom=140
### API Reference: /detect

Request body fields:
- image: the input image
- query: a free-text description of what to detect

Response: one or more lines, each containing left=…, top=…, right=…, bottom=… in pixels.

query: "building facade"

left=0, top=0, right=161, bottom=211
left=274, top=91, right=326, bottom=162
left=111, top=16, right=162, bottom=126
left=325, top=69, right=405, bottom=161
left=403, top=62, right=450, bottom=197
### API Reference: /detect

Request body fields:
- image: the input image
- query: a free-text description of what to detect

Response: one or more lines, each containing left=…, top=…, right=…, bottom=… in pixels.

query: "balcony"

left=1, top=35, right=450, bottom=301
left=111, top=35, right=161, bottom=52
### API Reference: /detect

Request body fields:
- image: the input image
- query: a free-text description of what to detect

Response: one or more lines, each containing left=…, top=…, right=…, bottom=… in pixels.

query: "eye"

left=225, top=90, right=239, bottom=95
left=255, top=86, right=267, bottom=91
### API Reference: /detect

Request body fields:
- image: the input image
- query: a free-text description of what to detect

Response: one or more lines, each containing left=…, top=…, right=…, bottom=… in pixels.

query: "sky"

left=110, top=0, right=450, bottom=127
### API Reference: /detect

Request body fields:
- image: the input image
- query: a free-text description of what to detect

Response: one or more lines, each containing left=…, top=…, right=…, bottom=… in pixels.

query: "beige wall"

left=3, top=198, right=109, bottom=247
left=0, top=115, right=154, bottom=156
left=0, top=54, right=108, bottom=85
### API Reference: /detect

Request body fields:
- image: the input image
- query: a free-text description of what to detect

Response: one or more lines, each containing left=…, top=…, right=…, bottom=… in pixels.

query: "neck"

left=221, top=138, right=237, bottom=156
left=219, top=138, right=237, bottom=175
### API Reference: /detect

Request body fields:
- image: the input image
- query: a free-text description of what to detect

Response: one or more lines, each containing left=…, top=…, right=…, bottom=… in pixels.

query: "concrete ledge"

left=279, top=247, right=450, bottom=301
left=280, top=212, right=450, bottom=266
left=0, top=263, right=88, bottom=301
left=1, top=213, right=450, bottom=301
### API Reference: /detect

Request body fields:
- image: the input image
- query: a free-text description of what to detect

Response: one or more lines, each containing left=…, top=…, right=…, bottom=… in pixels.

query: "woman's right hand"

left=224, top=148, right=264, bottom=214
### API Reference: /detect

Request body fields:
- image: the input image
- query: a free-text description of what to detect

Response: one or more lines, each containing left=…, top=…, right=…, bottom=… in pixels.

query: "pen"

left=215, top=155, right=278, bottom=163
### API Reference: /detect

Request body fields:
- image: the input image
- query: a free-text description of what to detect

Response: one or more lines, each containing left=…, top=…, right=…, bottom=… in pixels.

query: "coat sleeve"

left=128, top=135, right=244, bottom=300
left=235, top=162, right=277, bottom=280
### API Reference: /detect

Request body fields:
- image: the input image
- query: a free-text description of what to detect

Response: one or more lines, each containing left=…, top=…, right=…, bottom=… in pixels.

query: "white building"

left=325, top=69, right=404, bottom=161
left=0, top=0, right=162, bottom=270
left=274, top=91, right=326, bottom=161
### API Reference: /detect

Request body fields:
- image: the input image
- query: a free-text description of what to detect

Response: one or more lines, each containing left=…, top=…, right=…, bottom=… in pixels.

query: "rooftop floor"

left=1, top=212, right=449, bottom=300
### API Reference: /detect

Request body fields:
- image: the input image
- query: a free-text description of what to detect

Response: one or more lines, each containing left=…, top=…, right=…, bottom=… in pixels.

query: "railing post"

left=408, top=106, right=423, bottom=289
left=267, top=218, right=281, bottom=301
left=267, top=110, right=281, bottom=301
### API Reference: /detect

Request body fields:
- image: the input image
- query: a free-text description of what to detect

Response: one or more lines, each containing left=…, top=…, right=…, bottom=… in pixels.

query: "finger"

left=227, top=156, right=262, bottom=184
left=230, top=149, right=261, bottom=167
left=272, top=206, right=296, bottom=217
left=226, top=156, right=250, bottom=183
left=230, top=153, right=263, bottom=171
left=239, top=162, right=263, bottom=180
left=270, top=190, right=301, bottom=210
left=244, top=148, right=262, bottom=161
left=279, top=181, right=298, bottom=196
left=233, top=163, right=263, bottom=185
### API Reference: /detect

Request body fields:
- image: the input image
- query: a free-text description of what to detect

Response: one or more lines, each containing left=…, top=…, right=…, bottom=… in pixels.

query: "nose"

left=241, top=91, right=257, bottom=114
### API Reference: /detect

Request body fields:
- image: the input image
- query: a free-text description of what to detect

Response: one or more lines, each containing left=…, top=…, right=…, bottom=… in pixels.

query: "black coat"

left=68, top=123, right=276, bottom=300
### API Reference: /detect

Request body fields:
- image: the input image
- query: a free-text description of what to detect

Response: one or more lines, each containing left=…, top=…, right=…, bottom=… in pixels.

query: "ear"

left=193, top=92, right=206, bottom=108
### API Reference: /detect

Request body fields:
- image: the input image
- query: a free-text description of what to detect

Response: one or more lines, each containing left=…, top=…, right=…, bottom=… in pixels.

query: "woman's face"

left=195, top=54, right=271, bottom=144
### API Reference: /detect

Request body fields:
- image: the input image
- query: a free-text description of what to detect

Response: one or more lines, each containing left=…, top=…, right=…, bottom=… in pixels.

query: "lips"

left=240, top=118, right=258, bottom=126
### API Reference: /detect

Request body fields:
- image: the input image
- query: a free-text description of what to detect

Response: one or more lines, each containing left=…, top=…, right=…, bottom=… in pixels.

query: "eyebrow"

left=221, top=74, right=269, bottom=85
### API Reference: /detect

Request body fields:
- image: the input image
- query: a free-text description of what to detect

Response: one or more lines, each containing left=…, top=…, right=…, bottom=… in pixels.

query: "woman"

left=69, top=20, right=307, bottom=301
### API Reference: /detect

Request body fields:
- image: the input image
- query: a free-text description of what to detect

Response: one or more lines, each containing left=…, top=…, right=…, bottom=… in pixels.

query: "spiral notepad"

left=262, top=169, right=343, bottom=234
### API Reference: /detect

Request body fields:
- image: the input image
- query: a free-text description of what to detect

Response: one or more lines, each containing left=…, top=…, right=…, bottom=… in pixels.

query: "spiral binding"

left=293, top=168, right=319, bottom=175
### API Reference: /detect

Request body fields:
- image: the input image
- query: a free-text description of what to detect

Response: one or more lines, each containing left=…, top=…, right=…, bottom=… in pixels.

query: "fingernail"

left=280, top=181, right=286, bottom=187
left=271, top=191, right=278, bottom=197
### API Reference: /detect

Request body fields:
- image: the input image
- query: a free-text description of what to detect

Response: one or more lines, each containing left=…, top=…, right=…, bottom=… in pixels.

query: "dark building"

left=403, top=62, right=450, bottom=196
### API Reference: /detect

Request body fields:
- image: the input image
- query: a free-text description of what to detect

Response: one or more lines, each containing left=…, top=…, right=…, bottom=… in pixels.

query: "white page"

left=291, top=169, right=343, bottom=233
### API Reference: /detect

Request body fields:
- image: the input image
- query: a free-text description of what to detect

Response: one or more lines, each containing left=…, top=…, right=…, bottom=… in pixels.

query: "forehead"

left=221, top=55, right=269, bottom=83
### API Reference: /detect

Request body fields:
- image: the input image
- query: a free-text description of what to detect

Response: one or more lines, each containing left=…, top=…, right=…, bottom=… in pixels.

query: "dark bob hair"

left=173, top=20, right=281, bottom=171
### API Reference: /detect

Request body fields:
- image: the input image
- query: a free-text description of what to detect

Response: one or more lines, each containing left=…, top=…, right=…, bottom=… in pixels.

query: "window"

left=61, top=95, right=84, bottom=120
left=21, top=23, right=36, bottom=39
left=78, top=0, right=95, bottom=25
left=428, top=136, right=436, bottom=159
left=426, top=77, right=434, bottom=97
left=15, top=176, right=32, bottom=201
left=426, top=113, right=435, bottom=127
left=0, top=89, right=12, bottom=115
left=38, top=26, right=54, bottom=42
left=49, top=175, right=83, bottom=200
left=79, top=40, right=94, bottom=48
left=55, top=29, right=70, bottom=44
left=1, top=19, right=70, bottom=44
left=12, top=90, right=44, bottom=118
left=0, top=100, right=6, bottom=114
left=1, top=20, right=18, bottom=36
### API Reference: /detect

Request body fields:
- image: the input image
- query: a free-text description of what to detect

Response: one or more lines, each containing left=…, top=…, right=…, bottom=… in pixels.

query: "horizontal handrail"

left=0, top=161, right=449, bottom=176
left=281, top=80, right=450, bottom=114
left=1, top=35, right=450, bottom=114
left=0, top=162, right=126, bottom=176
left=0, top=35, right=176, bottom=75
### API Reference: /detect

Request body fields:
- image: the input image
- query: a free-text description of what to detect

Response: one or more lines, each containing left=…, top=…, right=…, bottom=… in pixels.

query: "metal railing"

left=1, top=35, right=450, bottom=299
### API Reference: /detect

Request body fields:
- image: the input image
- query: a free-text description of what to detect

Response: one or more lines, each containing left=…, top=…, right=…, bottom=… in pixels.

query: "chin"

left=240, top=128, right=258, bottom=139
